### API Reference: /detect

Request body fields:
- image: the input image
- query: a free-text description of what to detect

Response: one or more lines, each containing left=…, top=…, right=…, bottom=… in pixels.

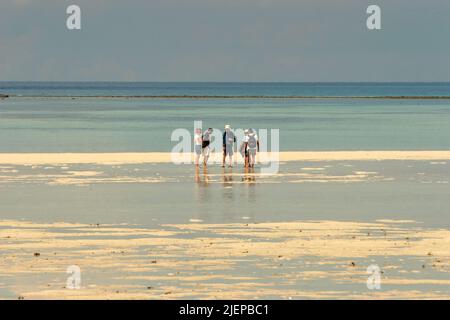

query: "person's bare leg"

left=222, top=153, right=226, bottom=167
left=203, top=166, right=209, bottom=183
left=195, top=154, right=200, bottom=166
left=195, top=166, right=200, bottom=182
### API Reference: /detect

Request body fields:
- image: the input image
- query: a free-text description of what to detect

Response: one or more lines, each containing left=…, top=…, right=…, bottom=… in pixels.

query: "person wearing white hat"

left=246, top=128, right=259, bottom=168
left=222, top=124, right=236, bottom=168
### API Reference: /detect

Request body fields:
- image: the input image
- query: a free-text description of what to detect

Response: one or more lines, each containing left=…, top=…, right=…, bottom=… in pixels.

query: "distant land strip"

left=3, top=95, right=450, bottom=100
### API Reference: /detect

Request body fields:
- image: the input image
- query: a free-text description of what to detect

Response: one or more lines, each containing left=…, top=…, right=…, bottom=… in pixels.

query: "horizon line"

left=1, top=81, right=450, bottom=84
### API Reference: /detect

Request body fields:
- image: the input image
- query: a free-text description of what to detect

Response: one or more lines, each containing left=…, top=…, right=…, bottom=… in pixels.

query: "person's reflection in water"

left=241, top=166, right=257, bottom=213
left=222, top=167, right=234, bottom=201
left=242, top=166, right=256, bottom=184
left=194, top=165, right=211, bottom=203
left=222, top=167, right=234, bottom=186
left=195, top=166, right=210, bottom=185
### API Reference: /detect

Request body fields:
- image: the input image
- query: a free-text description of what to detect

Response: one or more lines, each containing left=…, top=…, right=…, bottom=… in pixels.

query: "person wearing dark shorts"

left=202, top=128, right=213, bottom=166
left=240, top=129, right=249, bottom=168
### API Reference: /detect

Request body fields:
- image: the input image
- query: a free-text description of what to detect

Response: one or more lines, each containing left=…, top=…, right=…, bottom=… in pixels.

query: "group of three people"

left=194, top=125, right=260, bottom=168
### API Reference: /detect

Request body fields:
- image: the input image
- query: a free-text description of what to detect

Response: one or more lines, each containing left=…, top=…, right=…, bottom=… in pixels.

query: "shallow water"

left=0, top=83, right=449, bottom=299
left=0, top=160, right=448, bottom=229
left=1, top=97, right=450, bottom=152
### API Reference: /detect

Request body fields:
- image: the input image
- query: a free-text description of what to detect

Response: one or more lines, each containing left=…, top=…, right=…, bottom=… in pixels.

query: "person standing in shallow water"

left=246, top=128, right=259, bottom=168
left=202, top=128, right=213, bottom=166
left=194, top=128, right=203, bottom=167
left=222, top=124, right=236, bottom=168
left=240, top=129, right=250, bottom=167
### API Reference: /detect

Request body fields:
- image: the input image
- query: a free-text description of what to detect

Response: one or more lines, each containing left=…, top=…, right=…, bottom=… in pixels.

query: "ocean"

left=1, top=82, right=450, bottom=298
left=1, top=82, right=450, bottom=152
left=2, top=82, right=450, bottom=97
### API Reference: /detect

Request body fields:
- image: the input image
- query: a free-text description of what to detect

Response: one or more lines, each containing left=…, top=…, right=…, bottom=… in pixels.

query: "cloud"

left=10, top=0, right=33, bottom=7
left=0, top=0, right=449, bottom=81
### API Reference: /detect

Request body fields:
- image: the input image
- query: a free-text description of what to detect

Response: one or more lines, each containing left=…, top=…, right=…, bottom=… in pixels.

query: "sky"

left=0, top=0, right=449, bottom=82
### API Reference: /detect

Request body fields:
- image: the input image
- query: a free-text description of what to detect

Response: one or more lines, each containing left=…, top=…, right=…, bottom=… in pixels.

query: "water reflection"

left=195, top=166, right=210, bottom=185
left=194, top=165, right=259, bottom=206
left=242, top=166, right=256, bottom=184
left=194, top=166, right=211, bottom=206
left=222, top=167, right=234, bottom=201
left=222, top=167, right=234, bottom=186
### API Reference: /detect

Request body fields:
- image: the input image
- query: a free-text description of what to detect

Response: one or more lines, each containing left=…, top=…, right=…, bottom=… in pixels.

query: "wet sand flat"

left=0, top=219, right=449, bottom=300
left=0, top=156, right=449, bottom=299
left=1, top=151, right=450, bottom=165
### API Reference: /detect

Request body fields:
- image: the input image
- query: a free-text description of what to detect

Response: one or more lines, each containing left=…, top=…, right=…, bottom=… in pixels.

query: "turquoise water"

left=1, top=83, right=449, bottom=299
left=1, top=82, right=450, bottom=152
left=1, top=96, right=450, bottom=152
